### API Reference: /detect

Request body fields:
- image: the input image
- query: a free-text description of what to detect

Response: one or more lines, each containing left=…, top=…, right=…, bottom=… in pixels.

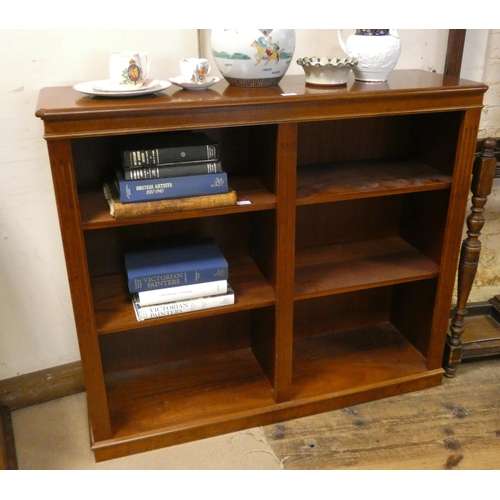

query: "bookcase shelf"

left=291, top=322, right=432, bottom=400
left=104, top=347, right=276, bottom=439
left=294, top=236, right=440, bottom=299
left=36, top=72, right=487, bottom=461
left=296, top=159, right=452, bottom=204
left=80, top=175, right=276, bottom=229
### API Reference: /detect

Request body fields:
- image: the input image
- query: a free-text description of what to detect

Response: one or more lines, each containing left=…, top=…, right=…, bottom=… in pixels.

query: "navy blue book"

left=124, top=238, right=229, bottom=293
left=115, top=170, right=228, bottom=204
left=121, top=131, right=219, bottom=168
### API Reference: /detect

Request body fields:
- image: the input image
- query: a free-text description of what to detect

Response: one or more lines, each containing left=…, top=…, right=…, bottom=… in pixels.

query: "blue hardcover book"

left=124, top=238, right=229, bottom=293
left=115, top=170, right=228, bottom=204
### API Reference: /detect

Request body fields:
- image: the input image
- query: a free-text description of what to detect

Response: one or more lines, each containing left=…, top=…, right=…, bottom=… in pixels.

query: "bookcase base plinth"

left=92, top=370, right=444, bottom=462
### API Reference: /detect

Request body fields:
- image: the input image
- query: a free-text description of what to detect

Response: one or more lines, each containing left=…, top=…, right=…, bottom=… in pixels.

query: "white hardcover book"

left=136, top=279, right=228, bottom=306
left=132, top=287, right=235, bottom=321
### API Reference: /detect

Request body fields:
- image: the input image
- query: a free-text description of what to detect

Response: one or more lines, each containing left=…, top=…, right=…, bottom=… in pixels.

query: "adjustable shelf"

left=296, top=159, right=452, bottom=204
left=80, top=176, right=277, bottom=229
left=294, top=236, right=440, bottom=299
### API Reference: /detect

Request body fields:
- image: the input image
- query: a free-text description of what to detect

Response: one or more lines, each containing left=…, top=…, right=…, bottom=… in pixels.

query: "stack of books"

left=124, top=238, right=235, bottom=321
left=103, top=131, right=237, bottom=218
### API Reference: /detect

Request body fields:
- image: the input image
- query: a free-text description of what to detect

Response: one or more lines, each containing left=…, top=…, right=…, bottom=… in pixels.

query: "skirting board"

left=0, top=361, right=84, bottom=411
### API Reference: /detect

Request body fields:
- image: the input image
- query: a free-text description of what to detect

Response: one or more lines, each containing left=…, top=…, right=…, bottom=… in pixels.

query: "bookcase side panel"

left=45, top=139, right=112, bottom=441
left=399, top=190, right=451, bottom=265
left=71, top=136, right=120, bottom=192
left=426, top=107, right=483, bottom=369
left=409, top=111, right=462, bottom=176
left=390, top=279, right=438, bottom=357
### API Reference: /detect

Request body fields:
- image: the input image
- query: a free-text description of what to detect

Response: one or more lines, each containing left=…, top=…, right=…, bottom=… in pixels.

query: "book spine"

left=123, top=144, right=219, bottom=167
left=118, top=172, right=229, bottom=204
left=136, top=280, right=228, bottom=306
left=133, top=289, right=235, bottom=321
left=122, top=161, right=223, bottom=180
left=128, top=265, right=228, bottom=293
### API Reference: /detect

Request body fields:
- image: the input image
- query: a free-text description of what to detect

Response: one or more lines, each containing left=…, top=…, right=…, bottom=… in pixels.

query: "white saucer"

left=73, top=79, right=171, bottom=97
left=92, top=80, right=156, bottom=92
left=169, top=76, right=220, bottom=91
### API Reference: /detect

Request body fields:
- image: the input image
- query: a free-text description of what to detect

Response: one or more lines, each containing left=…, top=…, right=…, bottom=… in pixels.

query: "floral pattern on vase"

left=355, top=29, right=390, bottom=36
left=211, top=29, right=296, bottom=87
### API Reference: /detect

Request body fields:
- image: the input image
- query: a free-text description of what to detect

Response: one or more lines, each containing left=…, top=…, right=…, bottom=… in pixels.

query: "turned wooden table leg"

left=443, top=138, right=497, bottom=377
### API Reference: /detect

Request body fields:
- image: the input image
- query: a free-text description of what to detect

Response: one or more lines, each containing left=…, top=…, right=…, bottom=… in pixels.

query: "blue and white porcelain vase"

left=211, top=29, right=296, bottom=87
left=338, top=29, right=401, bottom=82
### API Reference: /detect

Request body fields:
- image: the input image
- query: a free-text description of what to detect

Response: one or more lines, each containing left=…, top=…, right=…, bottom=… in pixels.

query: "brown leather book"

left=103, top=181, right=237, bottom=219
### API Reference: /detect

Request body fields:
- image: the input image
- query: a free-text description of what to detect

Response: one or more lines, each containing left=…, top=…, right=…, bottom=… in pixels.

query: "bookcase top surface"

left=36, top=70, right=487, bottom=139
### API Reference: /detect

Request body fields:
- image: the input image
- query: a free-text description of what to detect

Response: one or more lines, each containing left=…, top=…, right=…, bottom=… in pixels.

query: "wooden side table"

left=443, top=138, right=498, bottom=377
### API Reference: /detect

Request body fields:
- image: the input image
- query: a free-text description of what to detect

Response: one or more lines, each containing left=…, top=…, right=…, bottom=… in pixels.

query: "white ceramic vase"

left=210, top=29, right=296, bottom=87
left=338, top=29, right=401, bottom=82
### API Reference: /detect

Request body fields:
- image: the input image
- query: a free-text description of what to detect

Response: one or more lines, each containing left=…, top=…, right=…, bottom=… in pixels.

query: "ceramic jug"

left=338, top=29, right=401, bottom=82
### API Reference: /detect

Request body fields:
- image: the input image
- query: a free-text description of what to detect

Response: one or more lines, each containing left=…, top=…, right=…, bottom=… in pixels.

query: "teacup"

left=109, top=51, right=150, bottom=88
left=180, top=58, right=211, bottom=84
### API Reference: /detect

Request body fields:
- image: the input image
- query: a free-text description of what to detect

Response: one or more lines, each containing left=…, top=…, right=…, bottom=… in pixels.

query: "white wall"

left=0, top=29, right=491, bottom=380
left=200, top=29, right=450, bottom=76
left=466, top=30, right=500, bottom=303
left=479, top=30, right=500, bottom=137
left=0, top=30, right=199, bottom=379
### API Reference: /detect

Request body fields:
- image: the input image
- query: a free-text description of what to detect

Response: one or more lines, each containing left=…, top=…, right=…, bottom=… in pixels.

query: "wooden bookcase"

left=36, top=71, right=487, bottom=461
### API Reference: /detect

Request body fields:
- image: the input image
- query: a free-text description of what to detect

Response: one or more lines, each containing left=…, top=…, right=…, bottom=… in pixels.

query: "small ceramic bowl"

left=297, top=57, right=358, bottom=87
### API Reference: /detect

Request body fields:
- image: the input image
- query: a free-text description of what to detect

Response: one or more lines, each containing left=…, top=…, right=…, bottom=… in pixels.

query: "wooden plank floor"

left=263, top=357, right=500, bottom=469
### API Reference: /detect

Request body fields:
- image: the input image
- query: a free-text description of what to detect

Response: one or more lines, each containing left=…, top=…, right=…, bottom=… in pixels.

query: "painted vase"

left=338, top=29, right=401, bottom=82
left=210, top=29, right=296, bottom=87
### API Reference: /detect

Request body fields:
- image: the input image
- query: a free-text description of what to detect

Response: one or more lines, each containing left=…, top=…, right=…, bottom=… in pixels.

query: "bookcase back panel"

left=297, top=116, right=412, bottom=166
left=84, top=212, right=272, bottom=278
left=295, top=197, right=402, bottom=250
left=99, top=311, right=254, bottom=374
left=203, top=125, right=278, bottom=190
left=297, top=112, right=462, bottom=177
left=293, top=287, right=393, bottom=341
left=295, top=190, right=451, bottom=267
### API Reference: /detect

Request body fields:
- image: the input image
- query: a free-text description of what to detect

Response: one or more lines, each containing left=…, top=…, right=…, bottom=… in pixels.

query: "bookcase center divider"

left=36, top=71, right=487, bottom=461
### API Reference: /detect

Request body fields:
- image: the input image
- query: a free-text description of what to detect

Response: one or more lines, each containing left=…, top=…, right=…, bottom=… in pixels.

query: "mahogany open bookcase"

left=36, top=71, right=487, bottom=461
